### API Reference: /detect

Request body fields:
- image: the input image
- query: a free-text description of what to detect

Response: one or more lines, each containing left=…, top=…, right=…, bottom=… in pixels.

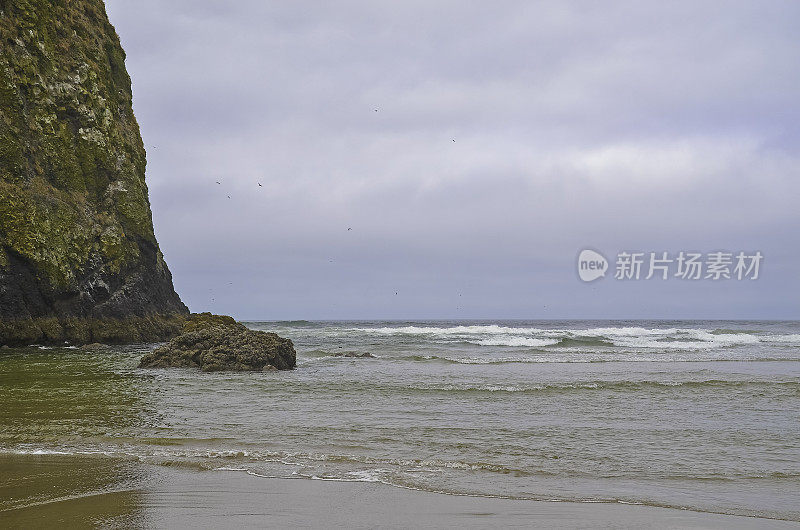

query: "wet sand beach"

left=1, top=454, right=797, bottom=529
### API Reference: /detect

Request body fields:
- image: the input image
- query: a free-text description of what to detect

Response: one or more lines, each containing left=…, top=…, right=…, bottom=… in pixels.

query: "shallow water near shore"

left=1, top=320, right=799, bottom=522
left=3, top=454, right=798, bottom=529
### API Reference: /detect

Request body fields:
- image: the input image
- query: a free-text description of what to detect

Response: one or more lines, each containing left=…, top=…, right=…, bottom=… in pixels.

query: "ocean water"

left=1, top=320, right=799, bottom=521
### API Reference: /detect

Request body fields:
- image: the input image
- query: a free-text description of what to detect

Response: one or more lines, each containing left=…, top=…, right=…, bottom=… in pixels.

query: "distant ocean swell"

left=294, top=325, right=800, bottom=350
left=300, top=352, right=800, bottom=365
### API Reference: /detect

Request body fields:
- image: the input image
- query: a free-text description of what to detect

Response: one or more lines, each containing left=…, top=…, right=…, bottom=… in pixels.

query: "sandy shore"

left=1, top=454, right=797, bottom=529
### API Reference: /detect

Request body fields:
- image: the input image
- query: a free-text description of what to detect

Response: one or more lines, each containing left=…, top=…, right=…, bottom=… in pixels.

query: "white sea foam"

left=345, top=469, right=390, bottom=482
left=482, top=385, right=524, bottom=392
left=444, top=356, right=549, bottom=364
left=18, top=448, right=73, bottom=455
left=613, top=339, right=717, bottom=350
left=421, top=384, right=527, bottom=392
left=582, top=327, right=679, bottom=337
left=611, top=330, right=761, bottom=350
left=352, top=325, right=544, bottom=336
left=762, top=333, right=800, bottom=343
left=470, top=337, right=560, bottom=347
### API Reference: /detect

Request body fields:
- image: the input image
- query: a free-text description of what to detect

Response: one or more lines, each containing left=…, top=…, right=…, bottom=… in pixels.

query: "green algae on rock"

left=0, top=0, right=188, bottom=345
left=139, top=313, right=297, bottom=372
left=0, top=313, right=186, bottom=346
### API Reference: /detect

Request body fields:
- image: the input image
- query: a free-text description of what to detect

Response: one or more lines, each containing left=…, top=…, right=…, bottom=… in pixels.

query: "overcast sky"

left=105, top=1, right=800, bottom=320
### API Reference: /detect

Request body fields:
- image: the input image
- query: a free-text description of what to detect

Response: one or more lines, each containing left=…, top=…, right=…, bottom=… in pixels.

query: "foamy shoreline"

left=1, top=454, right=797, bottom=528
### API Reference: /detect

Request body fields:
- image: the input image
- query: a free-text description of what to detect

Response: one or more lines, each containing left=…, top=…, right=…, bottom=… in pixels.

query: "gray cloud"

left=105, top=0, right=800, bottom=319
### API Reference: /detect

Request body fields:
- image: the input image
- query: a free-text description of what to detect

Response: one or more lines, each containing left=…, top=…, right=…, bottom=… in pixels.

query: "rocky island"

left=139, top=313, right=296, bottom=372
left=0, top=0, right=293, bottom=370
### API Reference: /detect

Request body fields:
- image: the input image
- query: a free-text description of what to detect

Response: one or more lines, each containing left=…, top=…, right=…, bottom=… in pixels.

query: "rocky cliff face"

left=0, top=0, right=188, bottom=345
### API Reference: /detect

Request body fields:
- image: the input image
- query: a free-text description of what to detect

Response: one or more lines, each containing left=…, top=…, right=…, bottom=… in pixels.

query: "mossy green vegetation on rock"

left=0, top=0, right=188, bottom=344
left=139, top=313, right=297, bottom=372
left=0, top=313, right=186, bottom=345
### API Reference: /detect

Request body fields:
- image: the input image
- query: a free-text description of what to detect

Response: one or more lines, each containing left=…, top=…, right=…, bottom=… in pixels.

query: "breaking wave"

left=341, top=325, right=799, bottom=351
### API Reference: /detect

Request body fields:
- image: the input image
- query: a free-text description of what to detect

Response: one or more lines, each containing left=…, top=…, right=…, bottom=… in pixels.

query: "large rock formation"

left=0, top=0, right=188, bottom=345
left=139, top=313, right=297, bottom=372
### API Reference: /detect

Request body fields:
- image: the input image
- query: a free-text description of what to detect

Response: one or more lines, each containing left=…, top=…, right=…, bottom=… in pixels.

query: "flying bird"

left=216, top=181, right=221, bottom=185
left=227, top=195, right=231, bottom=199
left=258, top=182, right=262, bottom=187
left=347, top=227, right=352, bottom=231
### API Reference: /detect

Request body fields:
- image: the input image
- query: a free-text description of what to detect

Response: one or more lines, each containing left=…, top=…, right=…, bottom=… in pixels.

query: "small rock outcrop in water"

left=139, top=313, right=296, bottom=372
left=0, top=0, right=188, bottom=346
